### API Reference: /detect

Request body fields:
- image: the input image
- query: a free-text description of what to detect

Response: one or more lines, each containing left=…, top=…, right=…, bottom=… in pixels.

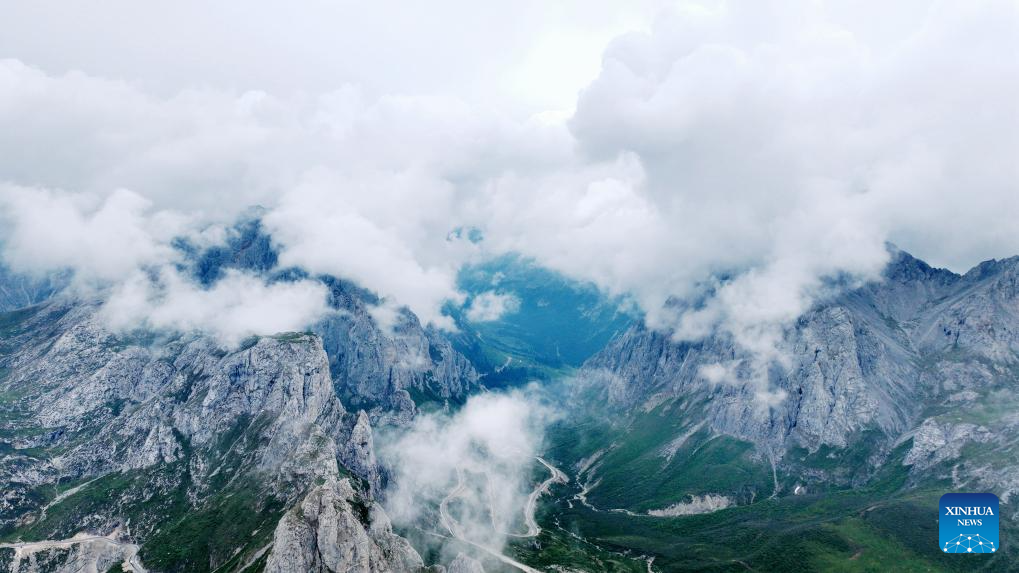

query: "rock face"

left=901, top=418, right=993, bottom=472
left=0, top=295, right=446, bottom=570
left=445, top=553, right=485, bottom=573
left=181, top=217, right=481, bottom=421
left=0, top=301, right=355, bottom=527
left=316, top=278, right=480, bottom=423
left=342, top=411, right=384, bottom=496
left=0, top=265, right=67, bottom=313
left=0, top=533, right=142, bottom=573
left=0, top=215, right=484, bottom=572
left=0, top=302, right=452, bottom=570
left=265, top=479, right=424, bottom=573
left=647, top=495, right=732, bottom=517
left=0, top=303, right=352, bottom=487
left=577, top=249, right=1019, bottom=498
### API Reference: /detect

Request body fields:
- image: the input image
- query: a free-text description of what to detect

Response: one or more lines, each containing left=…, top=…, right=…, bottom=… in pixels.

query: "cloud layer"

left=0, top=1, right=1017, bottom=361
left=0, top=186, right=329, bottom=346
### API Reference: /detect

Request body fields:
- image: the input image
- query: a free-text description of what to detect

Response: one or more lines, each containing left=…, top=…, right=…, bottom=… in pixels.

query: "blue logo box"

left=939, top=493, right=999, bottom=554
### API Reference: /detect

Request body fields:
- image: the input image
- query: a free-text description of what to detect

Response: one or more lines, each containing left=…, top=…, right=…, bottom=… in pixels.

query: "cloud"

left=0, top=59, right=303, bottom=215
left=0, top=61, right=566, bottom=329
left=699, top=362, right=736, bottom=386
left=465, top=291, right=520, bottom=322
left=262, top=167, right=473, bottom=331
left=0, top=185, right=330, bottom=347
left=0, top=185, right=183, bottom=282
left=0, top=1, right=1017, bottom=381
left=564, top=0, right=1019, bottom=278
left=100, top=267, right=330, bottom=347
left=698, top=359, right=786, bottom=410
left=378, top=389, right=554, bottom=553
left=473, top=0, right=1019, bottom=390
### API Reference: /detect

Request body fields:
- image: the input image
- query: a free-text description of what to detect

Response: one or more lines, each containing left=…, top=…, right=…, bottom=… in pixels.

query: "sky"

left=0, top=0, right=1017, bottom=349
left=0, top=0, right=660, bottom=112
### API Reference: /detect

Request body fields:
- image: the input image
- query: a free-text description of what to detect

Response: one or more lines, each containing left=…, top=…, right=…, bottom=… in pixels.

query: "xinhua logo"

left=939, top=493, right=999, bottom=554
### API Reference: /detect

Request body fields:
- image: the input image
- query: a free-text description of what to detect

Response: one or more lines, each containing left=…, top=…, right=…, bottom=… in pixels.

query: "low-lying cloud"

left=378, top=389, right=554, bottom=553
left=0, top=186, right=183, bottom=283
left=0, top=185, right=329, bottom=347
left=101, top=267, right=330, bottom=348
left=465, top=291, right=520, bottom=323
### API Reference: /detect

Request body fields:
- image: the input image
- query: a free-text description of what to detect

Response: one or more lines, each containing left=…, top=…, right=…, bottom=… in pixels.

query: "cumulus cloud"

left=101, top=268, right=330, bottom=347
left=0, top=1, right=1017, bottom=388
left=465, top=291, right=521, bottom=322
left=562, top=0, right=1019, bottom=282
left=0, top=61, right=561, bottom=329
left=699, top=362, right=736, bottom=386
left=0, top=59, right=305, bottom=215
left=0, top=186, right=183, bottom=282
left=474, top=0, right=1019, bottom=397
left=263, top=168, right=470, bottom=331
left=378, top=389, right=554, bottom=553
left=0, top=185, right=330, bottom=347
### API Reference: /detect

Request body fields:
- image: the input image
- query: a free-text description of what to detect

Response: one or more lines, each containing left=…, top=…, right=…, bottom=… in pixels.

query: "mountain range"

left=2, top=219, right=1017, bottom=572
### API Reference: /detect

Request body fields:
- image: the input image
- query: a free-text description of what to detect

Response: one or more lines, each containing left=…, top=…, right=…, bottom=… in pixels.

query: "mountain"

left=179, top=217, right=481, bottom=419
left=0, top=217, right=481, bottom=573
left=0, top=267, right=68, bottom=314
left=4, top=225, right=1019, bottom=572
left=531, top=249, right=1019, bottom=571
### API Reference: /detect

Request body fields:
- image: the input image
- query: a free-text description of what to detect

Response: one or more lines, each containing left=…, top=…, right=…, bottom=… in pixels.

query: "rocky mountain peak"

left=264, top=478, right=425, bottom=573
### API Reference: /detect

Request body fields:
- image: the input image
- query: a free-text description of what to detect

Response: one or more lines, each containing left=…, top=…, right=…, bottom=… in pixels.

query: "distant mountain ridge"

left=522, top=248, right=1019, bottom=570
left=5, top=220, right=1019, bottom=571
left=577, top=247, right=1019, bottom=477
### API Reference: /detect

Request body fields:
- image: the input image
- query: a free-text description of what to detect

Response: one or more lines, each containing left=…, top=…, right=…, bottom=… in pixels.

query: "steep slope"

left=0, top=216, right=484, bottom=572
left=0, top=300, right=399, bottom=570
left=0, top=267, right=67, bottom=313
left=316, top=277, right=479, bottom=421
left=178, top=217, right=481, bottom=419
left=264, top=479, right=424, bottom=573
left=533, top=249, right=1019, bottom=571
left=572, top=250, right=1019, bottom=482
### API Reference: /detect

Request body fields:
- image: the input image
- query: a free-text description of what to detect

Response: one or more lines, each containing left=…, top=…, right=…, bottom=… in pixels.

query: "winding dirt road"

left=440, top=457, right=567, bottom=573
left=508, top=457, right=568, bottom=538
left=0, top=533, right=146, bottom=573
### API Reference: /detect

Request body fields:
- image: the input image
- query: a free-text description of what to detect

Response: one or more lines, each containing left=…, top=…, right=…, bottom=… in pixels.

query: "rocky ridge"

left=576, top=249, right=1019, bottom=501
left=0, top=214, right=483, bottom=573
left=264, top=479, right=424, bottom=573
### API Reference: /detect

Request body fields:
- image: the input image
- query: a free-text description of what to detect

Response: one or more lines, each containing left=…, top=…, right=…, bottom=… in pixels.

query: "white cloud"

left=263, top=168, right=472, bottom=331
left=475, top=0, right=1019, bottom=372
left=0, top=1, right=1016, bottom=378
left=101, top=268, right=330, bottom=347
left=378, top=389, right=554, bottom=553
left=699, top=362, right=735, bottom=386
left=465, top=291, right=520, bottom=323
left=0, top=185, right=183, bottom=282
left=0, top=185, right=330, bottom=347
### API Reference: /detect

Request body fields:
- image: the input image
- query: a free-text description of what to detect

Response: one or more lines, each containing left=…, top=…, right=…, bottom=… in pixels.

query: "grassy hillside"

left=513, top=472, right=1017, bottom=572
left=519, top=399, right=1019, bottom=572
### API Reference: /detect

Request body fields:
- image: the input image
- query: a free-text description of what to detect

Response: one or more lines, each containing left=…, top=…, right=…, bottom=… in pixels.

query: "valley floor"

left=507, top=468, right=1018, bottom=573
